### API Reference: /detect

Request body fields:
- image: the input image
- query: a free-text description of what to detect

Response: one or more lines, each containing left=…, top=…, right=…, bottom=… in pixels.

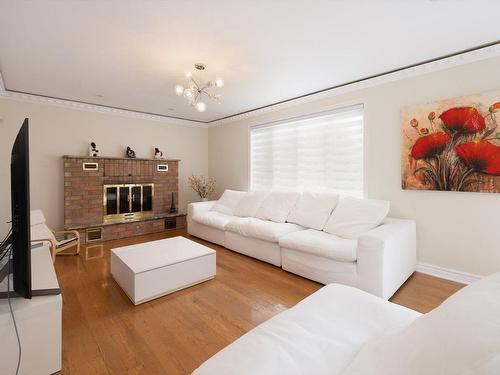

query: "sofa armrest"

left=187, top=200, right=217, bottom=220
left=356, top=218, right=417, bottom=300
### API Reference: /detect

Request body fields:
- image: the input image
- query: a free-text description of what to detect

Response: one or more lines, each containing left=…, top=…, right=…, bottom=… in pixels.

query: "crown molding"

left=208, top=43, right=500, bottom=128
left=0, top=80, right=210, bottom=129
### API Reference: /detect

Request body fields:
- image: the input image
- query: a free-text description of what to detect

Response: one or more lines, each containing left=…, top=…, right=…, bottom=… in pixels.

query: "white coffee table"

left=110, top=236, right=216, bottom=305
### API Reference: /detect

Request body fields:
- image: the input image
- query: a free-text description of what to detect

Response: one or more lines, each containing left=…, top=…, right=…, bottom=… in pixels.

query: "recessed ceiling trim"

left=0, top=79, right=210, bottom=128
left=209, top=40, right=500, bottom=127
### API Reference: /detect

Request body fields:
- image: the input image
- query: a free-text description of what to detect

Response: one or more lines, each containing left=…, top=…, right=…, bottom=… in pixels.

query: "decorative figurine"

left=89, top=142, right=100, bottom=157
left=154, top=147, right=164, bottom=159
left=126, top=146, right=136, bottom=158
left=169, top=192, right=177, bottom=213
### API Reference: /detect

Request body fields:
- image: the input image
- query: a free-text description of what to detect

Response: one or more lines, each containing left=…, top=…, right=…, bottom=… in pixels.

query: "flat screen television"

left=0, top=119, right=32, bottom=299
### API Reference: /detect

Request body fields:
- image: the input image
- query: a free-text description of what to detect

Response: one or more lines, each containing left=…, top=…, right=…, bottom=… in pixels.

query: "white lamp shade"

left=215, top=79, right=224, bottom=87
left=183, top=88, right=194, bottom=99
left=175, top=85, right=184, bottom=96
left=196, top=102, right=207, bottom=112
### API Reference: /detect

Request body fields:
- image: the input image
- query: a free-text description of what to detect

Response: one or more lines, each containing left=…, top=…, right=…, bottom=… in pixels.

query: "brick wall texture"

left=63, top=156, right=179, bottom=235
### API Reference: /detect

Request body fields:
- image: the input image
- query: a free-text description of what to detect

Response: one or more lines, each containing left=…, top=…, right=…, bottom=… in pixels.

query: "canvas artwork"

left=401, top=90, right=500, bottom=193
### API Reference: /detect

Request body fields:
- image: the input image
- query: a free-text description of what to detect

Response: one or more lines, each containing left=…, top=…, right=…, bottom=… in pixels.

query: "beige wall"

left=208, top=56, right=500, bottom=276
left=0, top=98, right=208, bottom=238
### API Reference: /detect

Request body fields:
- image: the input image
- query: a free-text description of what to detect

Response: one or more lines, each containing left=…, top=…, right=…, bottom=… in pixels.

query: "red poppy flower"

left=439, top=107, right=486, bottom=133
left=410, top=118, right=418, bottom=127
left=428, top=112, right=436, bottom=121
left=454, top=141, right=500, bottom=175
left=411, top=132, right=450, bottom=159
left=489, top=102, right=500, bottom=113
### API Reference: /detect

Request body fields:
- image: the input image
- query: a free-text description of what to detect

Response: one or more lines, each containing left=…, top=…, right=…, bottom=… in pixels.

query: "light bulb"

left=196, top=102, right=206, bottom=112
left=183, top=88, right=194, bottom=99
left=215, top=79, right=224, bottom=87
left=186, top=71, right=192, bottom=79
left=174, top=85, right=184, bottom=96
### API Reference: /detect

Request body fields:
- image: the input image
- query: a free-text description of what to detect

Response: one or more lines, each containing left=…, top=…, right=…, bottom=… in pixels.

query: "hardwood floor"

left=54, top=229, right=464, bottom=374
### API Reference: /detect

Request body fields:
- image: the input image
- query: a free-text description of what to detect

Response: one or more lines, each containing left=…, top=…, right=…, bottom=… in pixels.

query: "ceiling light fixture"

left=174, top=63, right=223, bottom=112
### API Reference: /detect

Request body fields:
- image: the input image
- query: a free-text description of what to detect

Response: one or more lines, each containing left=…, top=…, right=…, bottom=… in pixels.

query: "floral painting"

left=401, top=91, right=500, bottom=193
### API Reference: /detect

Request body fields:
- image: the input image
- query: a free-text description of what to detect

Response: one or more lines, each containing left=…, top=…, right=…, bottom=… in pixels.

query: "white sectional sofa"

left=193, top=273, right=500, bottom=375
left=188, top=190, right=416, bottom=299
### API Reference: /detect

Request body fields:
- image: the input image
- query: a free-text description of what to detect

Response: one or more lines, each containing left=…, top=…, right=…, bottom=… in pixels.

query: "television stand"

left=0, top=243, right=62, bottom=374
left=0, top=243, right=61, bottom=298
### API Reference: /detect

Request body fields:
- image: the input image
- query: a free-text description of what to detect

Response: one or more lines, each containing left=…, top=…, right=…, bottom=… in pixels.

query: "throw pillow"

left=255, top=191, right=301, bottom=223
left=233, top=191, right=270, bottom=217
left=323, top=197, right=389, bottom=239
left=287, top=192, right=340, bottom=230
left=211, top=189, right=246, bottom=216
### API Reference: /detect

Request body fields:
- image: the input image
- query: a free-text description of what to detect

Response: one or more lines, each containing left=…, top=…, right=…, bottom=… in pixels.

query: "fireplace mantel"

left=63, top=155, right=180, bottom=162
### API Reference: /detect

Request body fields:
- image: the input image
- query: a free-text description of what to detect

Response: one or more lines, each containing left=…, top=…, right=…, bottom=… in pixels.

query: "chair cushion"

left=342, top=272, right=500, bottom=375
left=255, top=192, right=301, bottom=223
left=31, top=223, right=56, bottom=242
left=192, top=211, right=236, bottom=230
left=287, top=192, right=339, bottom=230
left=279, top=229, right=357, bottom=262
left=324, top=197, right=390, bottom=239
left=225, top=217, right=304, bottom=243
left=211, top=189, right=246, bottom=215
left=30, top=209, right=46, bottom=226
left=56, top=237, right=78, bottom=248
left=193, top=284, right=420, bottom=375
left=233, top=191, right=270, bottom=217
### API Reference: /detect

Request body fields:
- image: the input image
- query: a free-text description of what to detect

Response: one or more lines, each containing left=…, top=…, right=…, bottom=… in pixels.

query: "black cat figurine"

left=126, top=146, right=136, bottom=158
left=89, top=142, right=100, bottom=157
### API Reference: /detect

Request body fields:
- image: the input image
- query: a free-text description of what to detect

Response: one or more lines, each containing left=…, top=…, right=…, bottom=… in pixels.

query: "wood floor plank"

left=53, top=229, right=464, bottom=374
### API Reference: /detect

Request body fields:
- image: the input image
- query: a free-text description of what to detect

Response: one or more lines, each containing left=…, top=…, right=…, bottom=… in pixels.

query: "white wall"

left=208, top=56, right=500, bottom=277
left=0, top=98, right=208, bottom=238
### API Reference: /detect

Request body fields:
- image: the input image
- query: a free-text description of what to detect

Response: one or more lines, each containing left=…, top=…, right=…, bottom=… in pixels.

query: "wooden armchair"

left=30, top=210, right=80, bottom=263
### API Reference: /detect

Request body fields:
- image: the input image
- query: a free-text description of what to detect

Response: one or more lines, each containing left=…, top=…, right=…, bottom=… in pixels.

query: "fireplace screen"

left=104, top=183, right=154, bottom=221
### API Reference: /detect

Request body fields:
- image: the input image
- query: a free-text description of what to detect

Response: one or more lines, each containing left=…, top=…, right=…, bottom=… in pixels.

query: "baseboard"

left=416, top=262, right=482, bottom=285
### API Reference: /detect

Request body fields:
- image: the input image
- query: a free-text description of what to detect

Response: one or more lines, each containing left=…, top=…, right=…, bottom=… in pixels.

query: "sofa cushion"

left=192, top=211, right=235, bottom=231
left=233, top=191, right=270, bottom=217
left=255, top=192, right=301, bottom=223
left=225, top=217, right=304, bottom=243
left=324, top=197, right=390, bottom=239
left=193, top=284, right=420, bottom=375
left=287, top=192, right=339, bottom=230
left=211, top=189, right=246, bottom=215
left=279, top=229, right=357, bottom=262
left=342, top=272, right=500, bottom=375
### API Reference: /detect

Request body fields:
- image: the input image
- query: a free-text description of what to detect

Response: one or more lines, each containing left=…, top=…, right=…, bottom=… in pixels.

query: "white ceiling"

left=0, top=0, right=499, bottom=123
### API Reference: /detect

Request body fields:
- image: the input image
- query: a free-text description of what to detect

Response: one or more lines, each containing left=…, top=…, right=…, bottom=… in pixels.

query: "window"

left=250, top=104, right=364, bottom=197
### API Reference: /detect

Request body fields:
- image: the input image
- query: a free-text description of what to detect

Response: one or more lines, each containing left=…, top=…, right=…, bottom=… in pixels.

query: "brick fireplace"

left=63, top=155, right=185, bottom=244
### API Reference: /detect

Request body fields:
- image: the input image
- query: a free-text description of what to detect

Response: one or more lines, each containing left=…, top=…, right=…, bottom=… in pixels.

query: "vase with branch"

left=188, top=174, right=216, bottom=201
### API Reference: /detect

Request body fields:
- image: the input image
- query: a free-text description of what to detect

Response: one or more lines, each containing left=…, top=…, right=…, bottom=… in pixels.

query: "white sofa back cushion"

left=323, top=197, right=389, bottom=239
left=233, top=191, right=270, bottom=217
left=211, top=189, right=246, bottom=216
left=342, top=272, right=500, bottom=375
left=287, top=192, right=339, bottom=230
left=255, top=192, right=301, bottom=223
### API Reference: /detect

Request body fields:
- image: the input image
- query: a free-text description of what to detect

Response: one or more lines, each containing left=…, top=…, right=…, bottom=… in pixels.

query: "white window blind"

left=250, top=105, right=364, bottom=197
